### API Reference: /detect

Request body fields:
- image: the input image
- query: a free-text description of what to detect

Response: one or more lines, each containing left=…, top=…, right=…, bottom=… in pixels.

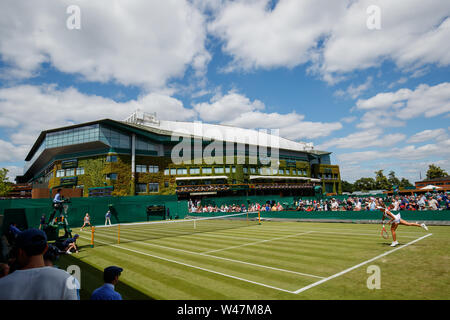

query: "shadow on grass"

left=57, top=254, right=155, bottom=300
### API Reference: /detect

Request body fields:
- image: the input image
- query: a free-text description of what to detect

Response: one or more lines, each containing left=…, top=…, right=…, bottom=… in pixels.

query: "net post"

left=118, top=224, right=120, bottom=244
left=258, top=211, right=261, bottom=225
left=91, top=226, right=95, bottom=248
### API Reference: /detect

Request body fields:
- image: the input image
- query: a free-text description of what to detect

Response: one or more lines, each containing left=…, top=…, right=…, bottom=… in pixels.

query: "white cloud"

left=408, top=128, right=448, bottom=143
left=0, top=84, right=196, bottom=161
left=356, top=110, right=406, bottom=130
left=208, top=0, right=346, bottom=72
left=208, top=0, right=450, bottom=82
left=193, top=91, right=342, bottom=141
left=334, top=76, right=373, bottom=99
left=0, top=0, right=209, bottom=89
left=0, top=140, right=29, bottom=162
left=193, top=91, right=265, bottom=122
left=355, top=82, right=450, bottom=119
left=340, top=116, right=357, bottom=124
left=317, top=129, right=406, bottom=150
left=3, top=166, right=23, bottom=182
left=338, top=139, right=450, bottom=165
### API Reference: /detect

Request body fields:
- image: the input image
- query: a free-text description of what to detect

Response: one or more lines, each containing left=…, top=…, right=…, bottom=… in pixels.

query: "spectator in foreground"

left=0, top=263, right=9, bottom=279
left=0, top=229, right=79, bottom=300
left=91, top=266, right=123, bottom=300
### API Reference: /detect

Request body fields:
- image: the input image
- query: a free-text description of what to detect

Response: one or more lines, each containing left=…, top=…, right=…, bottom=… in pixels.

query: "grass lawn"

left=56, top=220, right=449, bottom=300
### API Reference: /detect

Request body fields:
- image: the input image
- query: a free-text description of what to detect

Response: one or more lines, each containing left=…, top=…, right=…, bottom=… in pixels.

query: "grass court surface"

left=59, top=220, right=449, bottom=300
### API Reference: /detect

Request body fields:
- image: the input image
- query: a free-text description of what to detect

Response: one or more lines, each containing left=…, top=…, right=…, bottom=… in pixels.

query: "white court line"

left=135, top=240, right=324, bottom=279
left=293, top=233, right=433, bottom=294
left=79, top=231, right=324, bottom=279
left=255, top=225, right=429, bottom=236
left=202, top=231, right=315, bottom=254
left=78, top=235, right=295, bottom=294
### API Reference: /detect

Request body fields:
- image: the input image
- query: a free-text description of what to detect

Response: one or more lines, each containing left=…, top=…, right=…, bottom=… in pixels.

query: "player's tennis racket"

left=381, top=222, right=389, bottom=239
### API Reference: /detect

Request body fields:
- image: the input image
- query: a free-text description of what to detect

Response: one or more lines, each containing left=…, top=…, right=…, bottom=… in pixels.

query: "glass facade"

left=46, top=125, right=100, bottom=148
left=136, top=137, right=158, bottom=152
left=100, top=125, right=130, bottom=149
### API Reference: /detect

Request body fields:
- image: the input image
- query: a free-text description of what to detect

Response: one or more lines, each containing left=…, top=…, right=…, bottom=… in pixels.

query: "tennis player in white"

left=378, top=202, right=428, bottom=247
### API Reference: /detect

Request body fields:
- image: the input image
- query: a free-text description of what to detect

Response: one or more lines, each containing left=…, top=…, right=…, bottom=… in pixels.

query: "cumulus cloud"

left=407, top=128, right=448, bottom=143
left=337, top=139, right=450, bottom=165
left=193, top=91, right=342, bottom=141
left=0, top=0, right=210, bottom=89
left=353, top=82, right=450, bottom=130
left=208, top=0, right=450, bottom=82
left=317, top=129, right=406, bottom=150
left=0, top=84, right=196, bottom=161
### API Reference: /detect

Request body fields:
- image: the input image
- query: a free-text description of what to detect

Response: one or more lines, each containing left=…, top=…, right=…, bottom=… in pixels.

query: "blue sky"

left=0, top=0, right=449, bottom=183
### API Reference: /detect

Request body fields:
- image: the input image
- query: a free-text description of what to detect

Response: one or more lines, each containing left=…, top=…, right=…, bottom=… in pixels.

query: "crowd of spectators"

left=188, top=192, right=449, bottom=214
left=294, top=193, right=450, bottom=212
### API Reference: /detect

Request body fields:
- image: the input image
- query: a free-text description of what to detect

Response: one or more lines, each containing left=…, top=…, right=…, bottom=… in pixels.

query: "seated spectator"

left=354, top=199, right=362, bottom=211
left=428, top=197, right=439, bottom=210
left=91, top=266, right=123, bottom=300
left=0, top=229, right=79, bottom=300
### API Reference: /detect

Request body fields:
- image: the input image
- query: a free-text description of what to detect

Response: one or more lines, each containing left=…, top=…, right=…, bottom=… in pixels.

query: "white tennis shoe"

left=390, top=241, right=398, bottom=247
left=421, top=223, right=428, bottom=231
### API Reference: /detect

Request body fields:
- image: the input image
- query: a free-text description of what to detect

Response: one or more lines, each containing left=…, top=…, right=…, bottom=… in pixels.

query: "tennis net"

left=88, top=211, right=260, bottom=246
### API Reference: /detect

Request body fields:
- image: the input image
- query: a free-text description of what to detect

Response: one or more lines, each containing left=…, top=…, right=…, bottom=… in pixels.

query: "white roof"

left=420, top=185, right=442, bottom=190
left=124, top=110, right=315, bottom=152
left=249, top=175, right=321, bottom=182
left=175, top=176, right=228, bottom=181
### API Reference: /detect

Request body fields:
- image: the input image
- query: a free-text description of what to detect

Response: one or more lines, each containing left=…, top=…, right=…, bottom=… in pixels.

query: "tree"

left=374, top=170, right=391, bottom=190
left=341, top=180, right=354, bottom=193
left=399, top=178, right=414, bottom=189
left=0, top=168, right=13, bottom=197
left=387, top=171, right=401, bottom=188
left=426, top=164, right=448, bottom=180
left=353, top=177, right=376, bottom=191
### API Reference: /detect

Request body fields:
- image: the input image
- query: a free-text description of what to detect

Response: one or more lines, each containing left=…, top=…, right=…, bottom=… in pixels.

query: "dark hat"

left=103, top=266, right=123, bottom=283
left=16, top=229, right=47, bottom=249
left=16, top=229, right=47, bottom=256
left=104, top=266, right=123, bottom=277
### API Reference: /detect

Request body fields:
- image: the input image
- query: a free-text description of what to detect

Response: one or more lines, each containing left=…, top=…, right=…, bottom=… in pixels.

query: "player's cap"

left=16, top=228, right=47, bottom=250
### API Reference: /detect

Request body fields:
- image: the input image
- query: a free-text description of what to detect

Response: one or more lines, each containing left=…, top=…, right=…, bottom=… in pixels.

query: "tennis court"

left=66, top=215, right=449, bottom=300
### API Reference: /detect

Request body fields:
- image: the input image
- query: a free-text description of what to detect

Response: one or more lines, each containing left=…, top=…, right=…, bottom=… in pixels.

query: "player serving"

left=377, top=200, right=428, bottom=247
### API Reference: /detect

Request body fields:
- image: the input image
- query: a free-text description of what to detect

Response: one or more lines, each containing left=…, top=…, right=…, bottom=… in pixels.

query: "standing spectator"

left=91, top=266, right=123, bottom=300
left=39, top=215, right=46, bottom=230
left=105, top=210, right=112, bottom=226
left=0, top=229, right=79, bottom=300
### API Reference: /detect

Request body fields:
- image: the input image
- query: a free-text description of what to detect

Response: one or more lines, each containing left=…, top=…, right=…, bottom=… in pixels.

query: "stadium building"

left=17, top=111, right=342, bottom=199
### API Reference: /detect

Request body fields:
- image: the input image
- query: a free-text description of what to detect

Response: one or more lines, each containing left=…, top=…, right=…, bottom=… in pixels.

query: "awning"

left=175, top=176, right=228, bottom=181
left=249, top=175, right=321, bottom=182
left=190, top=192, right=217, bottom=195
